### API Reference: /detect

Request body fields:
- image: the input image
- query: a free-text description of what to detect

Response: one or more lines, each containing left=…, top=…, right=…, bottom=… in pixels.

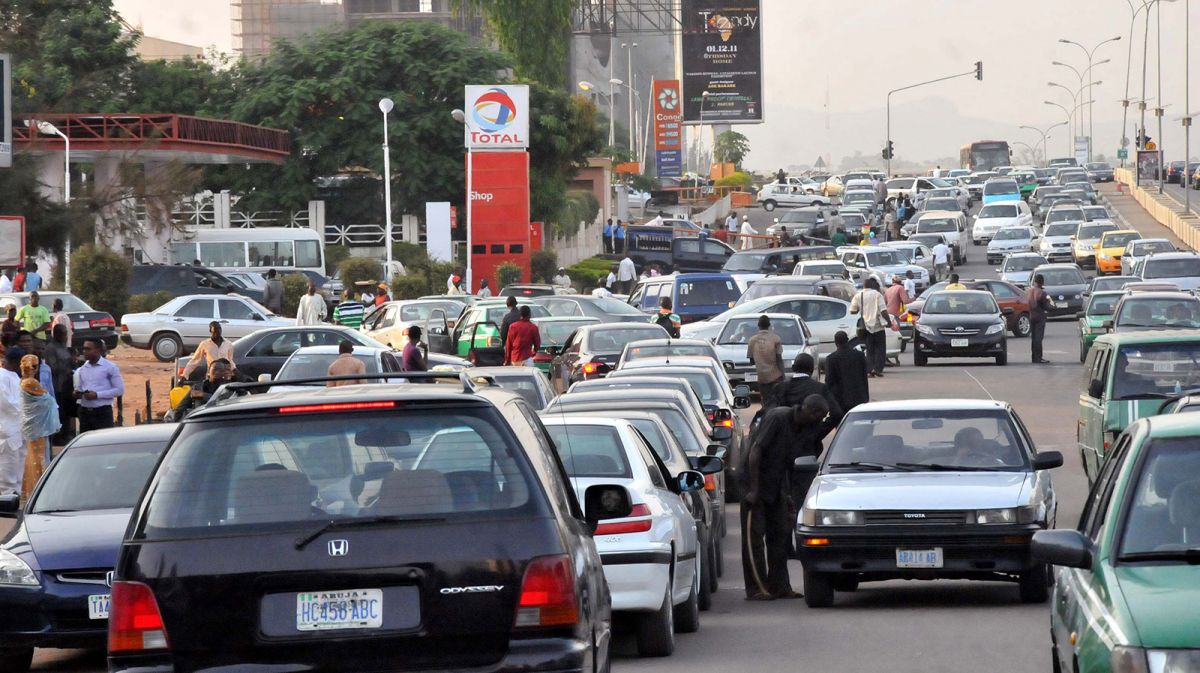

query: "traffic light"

left=975, top=61, right=983, bottom=81
left=882, top=141, right=895, bottom=160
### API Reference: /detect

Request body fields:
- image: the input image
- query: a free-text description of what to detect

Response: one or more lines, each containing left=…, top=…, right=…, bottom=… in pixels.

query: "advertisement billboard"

left=652, top=79, right=684, bottom=178
left=1136, top=149, right=1162, bottom=184
left=463, top=85, right=529, bottom=150
left=0, top=217, right=26, bottom=267
left=681, top=1, right=763, bottom=124
left=468, top=151, right=531, bottom=290
left=1, top=54, right=11, bottom=168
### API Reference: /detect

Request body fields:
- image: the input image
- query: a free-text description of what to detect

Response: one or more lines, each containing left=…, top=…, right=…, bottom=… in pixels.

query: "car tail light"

left=120, top=324, right=129, bottom=332
left=90, top=317, right=116, bottom=328
left=279, top=401, right=396, bottom=414
left=533, top=352, right=554, bottom=363
left=580, top=360, right=609, bottom=376
left=514, top=555, right=578, bottom=628
left=704, top=474, right=717, bottom=492
left=593, top=504, right=652, bottom=535
left=109, top=581, right=169, bottom=653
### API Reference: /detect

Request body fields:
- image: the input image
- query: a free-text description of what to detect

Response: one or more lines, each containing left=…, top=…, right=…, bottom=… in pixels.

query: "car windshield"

left=1144, top=258, right=1200, bottom=279
left=1039, top=268, right=1085, bottom=286
left=1133, top=241, right=1175, bottom=255
left=545, top=425, right=632, bottom=478
left=1087, top=163, right=1112, bottom=170
left=619, top=370, right=720, bottom=404
left=590, top=297, right=645, bottom=316
left=887, top=247, right=915, bottom=262
left=623, top=343, right=712, bottom=361
left=31, top=440, right=165, bottom=513
left=1004, top=256, right=1045, bottom=272
left=1083, top=207, right=1111, bottom=221
left=1078, top=224, right=1116, bottom=239
left=1046, top=210, right=1084, bottom=225
left=718, top=318, right=805, bottom=345
left=779, top=210, right=822, bottom=224
left=1102, top=232, right=1140, bottom=248
left=1044, top=223, right=1079, bottom=238
left=1092, top=277, right=1136, bottom=292
left=917, top=218, right=956, bottom=233
left=1086, top=294, right=1122, bottom=316
left=1112, top=342, right=1200, bottom=400
left=966, top=174, right=994, bottom=185
left=926, top=199, right=959, bottom=210
left=845, top=192, right=874, bottom=203
left=586, top=327, right=668, bottom=353
left=536, top=319, right=595, bottom=345
left=800, top=262, right=845, bottom=276
left=983, top=181, right=1019, bottom=195
left=724, top=251, right=772, bottom=272
left=1117, top=437, right=1200, bottom=559
left=678, top=279, right=741, bottom=307
left=742, top=281, right=817, bottom=302
left=139, top=408, right=536, bottom=536
left=1116, top=298, right=1200, bottom=328
left=396, top=301, right=463, bottom=323
left=865, top=250, right=903, bottom=266
left=993, top=228, right=1031, bottom=241
left=922, top=293, right=998, bottom=314
left=483, top=304, right=549, bottom=322
left=278, top=353, right=378, bottom=379
left=826, top=409, right=1027, bottom=472
left=909, top=235, right=945, bottom=248
left=841, top=214, right=867, bottom=227
left=978, top=204, right=1018, bottom=218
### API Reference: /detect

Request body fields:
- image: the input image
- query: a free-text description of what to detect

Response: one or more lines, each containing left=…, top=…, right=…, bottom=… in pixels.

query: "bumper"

left=74, top=328, right=120, bottom=350
left=1043, top=249, right=1073, bottom=263
left=987, top=250, right=1025, bottom=263
left=0, top=583, right=109, bottom=650
left=1073, top=251, right=1097, bottom=266
left=1047, top=298, right=1084, bottom=316
left=915, top=333, right=1005, bottom=358
left=600, top=553, right=672, bottom=612
left=1096, top=256, right=1123, bottom=274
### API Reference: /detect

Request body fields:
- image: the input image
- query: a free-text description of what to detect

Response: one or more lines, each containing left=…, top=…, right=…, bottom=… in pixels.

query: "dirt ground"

left=107, top=345, right=177, bottom=423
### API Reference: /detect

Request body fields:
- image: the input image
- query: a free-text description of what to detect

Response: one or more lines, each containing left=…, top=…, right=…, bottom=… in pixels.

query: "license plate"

left=88, top=594, right=110, bottom=620
left=951, top=338, right=969, bottom=348
left=896, top=548, right=943, bottom=568
left=72, top=321, right=89, bottom=330
left=1053, top=301, right=1067, bottom=309
left=296, top=589, right=383, bottom=631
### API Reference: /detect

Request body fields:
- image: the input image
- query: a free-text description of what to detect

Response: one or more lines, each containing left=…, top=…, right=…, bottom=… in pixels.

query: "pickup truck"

left=621, top=226, right=735, bottom=274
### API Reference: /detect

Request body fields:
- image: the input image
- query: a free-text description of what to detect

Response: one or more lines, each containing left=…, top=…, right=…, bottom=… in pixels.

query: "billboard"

left=463, top=85, right=529, bottom=150
left=1136, top=149, right=1161, bottom=184
left=0, top=217, right=26, bottom=267
left=681, top=1, right=763, bottom=124
left=652, top=79, right=684, bottom=178
left=468, top=151, right=531, bottom=291
left=1, top=54, right=11, bottom=168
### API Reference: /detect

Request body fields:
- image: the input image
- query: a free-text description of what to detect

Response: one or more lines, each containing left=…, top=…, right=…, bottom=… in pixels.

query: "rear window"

left=917, top=218, right=957, bottom=233
left=32, top=441, right=165, bottom=513
left=545, top=425, right=632, bottom=478
left=1046, top=209, right=1084, bottom=224
left=719, top=318, right=805, bottom=344
left=1145, top=258, right=1200, bottom=279
left=741, top=281, right=817, bottom=302
left=139, top=408, right=536, bottom=536
left=623, top=344, right=712, bottom=361
left=678, top=279, right=741, bottom=307
left=586, top=327, right=668, bottom=352
left=983, top=181, right=1019, bottom=195
left=1039, top=268, right=1086, bottom=285
left=278, top=353, right=378, bottom=379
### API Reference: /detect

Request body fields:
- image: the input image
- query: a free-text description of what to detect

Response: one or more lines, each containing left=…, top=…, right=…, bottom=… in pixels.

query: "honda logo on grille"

left=327, top=540, right=349, bottom=557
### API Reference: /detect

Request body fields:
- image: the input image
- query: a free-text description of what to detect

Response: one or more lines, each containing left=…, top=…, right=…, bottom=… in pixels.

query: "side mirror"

left=0, top=493, right=19, bottom=517
left=1075, top=312, right=1086, bottom=320
left=793, top=456, right=820, bottom=472
left=583, top=484, right=633, bottom=526
left=1102, top=319, right=1114, bottom=331
left=705, top=444, right=728, bottom=460
left=1032, top=451, right=1065, bottom=470
left=711, top=426, right=733, bottom=442
left=732, top=384, right=751, bottom=398
left=1088, top=378, right=1105, bottom=399
left=1031, top=529, right=1094, bottom=569
left=676, top=471, right=706, bottom=493
left=257, top=373, right=273, bottom=383
left=689, top=455, right=725, bottom=475
left=1001, top=307, right=1015, bottom=316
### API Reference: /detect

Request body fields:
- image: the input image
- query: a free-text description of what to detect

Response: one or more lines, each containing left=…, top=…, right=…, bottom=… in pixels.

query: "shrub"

left=71, top=245, right=132, bottom=318
left=554, top=190, right=601, bottom=238
left=338, top=256, right=383, bottom=299
left=530, top=249, right=558, bottom=284
left=392, top=242, right=430, bottom=270
left=281, top=273, right=310, bottom=317
left=324, top=244, right=351, bottom=276
left=390, top=274, right=427, bottom=300
left=715, top=171, right=752, bottom=189
left=496, top=262, right=523, bottom=289
left=567, top=255, right=615, bottom=292
left=126, top=291, right=175, bottom=314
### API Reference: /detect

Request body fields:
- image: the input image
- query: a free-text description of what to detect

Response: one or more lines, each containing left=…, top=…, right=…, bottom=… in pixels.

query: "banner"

left=681, top=1, right=763, bottom=124
left=1, top=54, right=11, bottom=168
left=0, top=216, right=25, bottom=267
left=1136, top=149, right=1161, bottom=184
left=463, top=85, right=529, bottom=150
left=652, top=80, right=684, bottom=178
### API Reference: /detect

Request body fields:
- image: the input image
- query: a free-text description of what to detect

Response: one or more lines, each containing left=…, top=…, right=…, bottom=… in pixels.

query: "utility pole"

left=886, top=62, right=982, bottom=176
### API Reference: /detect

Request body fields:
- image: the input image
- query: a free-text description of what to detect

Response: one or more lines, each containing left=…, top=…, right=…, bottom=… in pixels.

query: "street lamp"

left=1019, top=122, right=1067, bottom=165
left=28, top=120, right=71, bottom=292
left=579, top=80, right=615, bottom=148
left=622, top=42, right=637, bottom=163
left=1060, top=35, right=1121, bottom=161
left=1044, top=101, right=1077, bottom=157
left=697, top=90, right=712, bottom=175
left=609, top=78, right=644, bottom=163
left=379, top=98, right=394, bottom=284
left=451, top=108, right=474, bottom=293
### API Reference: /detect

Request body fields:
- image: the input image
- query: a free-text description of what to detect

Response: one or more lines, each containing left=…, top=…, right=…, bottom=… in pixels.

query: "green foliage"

left=566, top=256, right=615, bottom=292
left=324, top=244, right=351, bottom=276
left=628, top=173, right=660, bottom=194
left=496, top=262, right=524, bottom=289
left=71, top=245, right=132, bottom=318
left=715, top=172, right=753, bottom=188
left=281, top=273, right=310, bottom=317
left=555, top=190, right=600, bottom=238
left=390, top=275, right=428, bottom=301
left=714, top=131, right=751, bottom=168
left=528, top=86, right=606, bottom=224
left=392, top=242, right=432, bottom=270
left=454, top=0, right=573, bottom=87
left=126, top=291, right=175, bottom=315
left=530, top=250, right=558, bottom=283
left=338, top=257, right=384, bottom=298
left=124, top=56, right=239, bottom=117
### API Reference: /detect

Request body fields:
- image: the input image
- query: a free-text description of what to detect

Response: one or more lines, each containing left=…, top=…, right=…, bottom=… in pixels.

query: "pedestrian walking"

left=901, top=196, right=915, bottom=223
left=0, top=269, right=10, bottom=293
left=765, top=353, right=843, bottom=423
left=182, top=321, right=235, bottom=379
left=402, top=325, right=428, bottom=372
left=296, top=281, right=327, bottom=325
left=931, top=240, right=951, bottom=282
left=504, top=305, right=541, bottom=366
left=903, top=270, right=917, bottom=299
left=74, top=338, right=124, bottom=432
left=726, top=211, right=738, bottom=234
left=604, top=265, right=618, bottom=292
left=746, top=315, right=785, bottom=403
left=873, top=176, right=887, bottom=204
left=262, top=269, right=285, bottom=314
left=613, top=220, right=626, bottom=254
left=823, top=330, right=870, bottom=411
left=326, top=341, right=367, bottom=386
left=19, top=352, right=59, bottom=502
left=830, top=227, right=848, bottom=247
left=374, top=283, right=389, bottom=308
left=49, top=298, right=72, bottom=349
left=500, top=296, right=520, bottom=345
left=617, top=253, right=637, bottom=295
left=1025, top=273, right=1052, bottom=364
left=477, top=278, right=493, bottom=298
left=23, top=263, right=42, bottom=293
left=332, top=291, right=365, bottom=329
left=16, top=291, right=51, bottom=342
left=739, top=216, right=757, bottom=250
left=11, top=267, right=25, bottom=293
left=653, top=297, right=681, bottom=338
left=0, top=348, right=23, bottom=496
left=884, top=275, right=910, bottom=318
left=850, top=277, right=889, bottom=377
left=602, top=218, right=614, bottom=254
left=19, top=332, right=55, bottom=400
left=43, top=325, right=75, bottom=443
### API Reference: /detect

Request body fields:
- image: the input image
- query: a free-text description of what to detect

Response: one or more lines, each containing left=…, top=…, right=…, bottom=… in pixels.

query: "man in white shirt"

left=617, top=255, right=637, bottom=294
left=849, top=277, right=889, bottom=377
left=725, top=212, right=738, bottom=233
left=0, top=269, right=11, bottom=293
left=296, top=281, right=327, bottom=325
left=604, top=266, right=617, bottom=292
left=0, top=350, right=23, bottom=495
left=931, top=241, right=951, bottom=281
left=903, top=270, right=917, bottom=299
left=739, top=216, right=757, bottom=250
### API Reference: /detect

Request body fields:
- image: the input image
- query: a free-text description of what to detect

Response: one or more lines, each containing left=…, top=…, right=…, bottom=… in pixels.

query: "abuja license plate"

left=896, top=548, right=943, bottom=569
left=951, top=338, right=969, bottom=348
left=296, top=589, right=383, bottom=631
left=72, top=321, right=90, bottom=330
left=88, top=594, right=110, bottom=620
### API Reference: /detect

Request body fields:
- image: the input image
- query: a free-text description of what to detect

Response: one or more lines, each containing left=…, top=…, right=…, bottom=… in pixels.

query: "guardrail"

left=1115, top=168, right=1200, bottom=250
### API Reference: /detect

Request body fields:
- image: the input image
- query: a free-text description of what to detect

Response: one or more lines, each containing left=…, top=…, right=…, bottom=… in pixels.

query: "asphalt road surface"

left=27, top=191, right=1125, bottom=672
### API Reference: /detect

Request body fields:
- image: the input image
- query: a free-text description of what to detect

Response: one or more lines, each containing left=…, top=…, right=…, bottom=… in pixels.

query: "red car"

left=904, top=279, right=1032, bottom=337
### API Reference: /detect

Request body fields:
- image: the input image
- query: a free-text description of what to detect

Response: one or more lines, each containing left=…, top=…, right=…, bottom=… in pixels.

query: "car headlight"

left=986, top=322, right=1005, bottom=335
left=971, top=506, right=1039, bottom=525
left=1146, top=649, right=1200, bottom=673
left=0, top=549, right=38, bottom=586
left=801, top=509, right=864, bottom=526
left=1111, top=647, right=1150, bottom=673
left=1074, top=293, right=1082, bottom=299
left=916, top=324, right=935, bottom=336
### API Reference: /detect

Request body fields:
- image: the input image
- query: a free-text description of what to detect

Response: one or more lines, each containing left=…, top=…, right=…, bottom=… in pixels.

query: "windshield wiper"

left=1114, top=392, right=1172, bottom=400
left=32, top=508, right=80, bottom=514
left=1118, top=548, right=1200, bottom=564
left=295, top=515, right=445, bottom=550
left=895, top=462, right=1005, bottom=472
left=826, top=462, right=915, bottom=472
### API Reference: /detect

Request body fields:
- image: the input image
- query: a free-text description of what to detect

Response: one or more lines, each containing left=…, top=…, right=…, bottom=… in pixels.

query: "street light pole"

left=1019, top=122, right=1066, bottom=165
left=622, top=42, right=637, bottom=158
left=1051, top=62, right=1084, bottom=137
left=30, top=120, right=71, bottom=291
left=1184, top=0, right=1191, bottom=214
left=379, top=98, right=394, bottom=284
left=1060, top=36, right=1121, bottom=162
left=886, top=63, right=983, bottom=176
left=1122, top=1, right=1153, bottom=165
left=451, top=109, right=473, bottom=293
left=1044, top=102, right=1075, bottom=157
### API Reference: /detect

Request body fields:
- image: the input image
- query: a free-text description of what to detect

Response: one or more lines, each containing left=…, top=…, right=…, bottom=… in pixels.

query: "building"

left=135, top=35, right=206, bottom=61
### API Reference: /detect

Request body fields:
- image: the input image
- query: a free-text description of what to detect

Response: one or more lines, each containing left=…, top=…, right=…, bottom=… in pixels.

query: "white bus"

left=170, top=228, right=325, bottom=276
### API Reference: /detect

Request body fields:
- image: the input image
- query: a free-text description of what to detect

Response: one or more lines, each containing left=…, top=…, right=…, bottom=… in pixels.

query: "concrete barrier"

left=1115, top=168, right=1200, bottom=250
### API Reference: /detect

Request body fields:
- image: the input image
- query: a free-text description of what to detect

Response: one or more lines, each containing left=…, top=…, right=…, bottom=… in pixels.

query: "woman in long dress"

left=20, top=354, right=60, bottom=502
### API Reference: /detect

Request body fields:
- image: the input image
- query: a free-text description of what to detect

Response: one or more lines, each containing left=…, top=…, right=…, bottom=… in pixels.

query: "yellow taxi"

left=1094, top=229, right=1141, bottom=275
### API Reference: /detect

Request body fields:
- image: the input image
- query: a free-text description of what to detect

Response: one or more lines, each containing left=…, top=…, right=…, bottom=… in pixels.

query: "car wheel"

left=674, top=558, right=701, bottom=633
left=699, top=534, right=714, bottom=611
left=995, top=350, right=1008, bottom=366
left=0, top=648, right=32, bottom=673
left=763, top=200, right=777, bottom=212
left=1019, top=563, right=1050, bottom=603
left=151, top=332, right=184, bottom=362
left=913, top=349, right=928, bottom=367
left=833, top=575, right=860, bottom=592
left=802, top=566, right=835, bottom=608
left=637, top=576, right=676, bottom=656
left=1014, top=313, right=1032, bottom=338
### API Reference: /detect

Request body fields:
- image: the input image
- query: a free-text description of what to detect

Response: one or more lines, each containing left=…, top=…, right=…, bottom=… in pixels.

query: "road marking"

left=963, top=370, right=995, bottom=400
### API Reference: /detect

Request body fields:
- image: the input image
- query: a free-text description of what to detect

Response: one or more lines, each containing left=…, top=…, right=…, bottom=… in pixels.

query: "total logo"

left=470, top=191, right=495, bottom=202
left=470, top=87, right=525, bottom=145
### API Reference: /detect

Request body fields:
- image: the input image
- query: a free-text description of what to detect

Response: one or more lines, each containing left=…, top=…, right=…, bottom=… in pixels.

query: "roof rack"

left=210, top=371, right=495, bottom=406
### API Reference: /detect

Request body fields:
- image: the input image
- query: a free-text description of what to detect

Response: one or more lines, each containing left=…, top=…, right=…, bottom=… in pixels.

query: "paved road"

left=24, top=184, right=1171, bottom=672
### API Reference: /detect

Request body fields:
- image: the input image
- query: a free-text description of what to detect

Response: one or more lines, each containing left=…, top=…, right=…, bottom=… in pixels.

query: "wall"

left=1115, top=168, right=1200, bottom=250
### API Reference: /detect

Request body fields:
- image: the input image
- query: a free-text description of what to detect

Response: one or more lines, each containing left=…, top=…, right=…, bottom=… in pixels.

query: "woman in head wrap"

left=20, top=353, right=60, bottom=501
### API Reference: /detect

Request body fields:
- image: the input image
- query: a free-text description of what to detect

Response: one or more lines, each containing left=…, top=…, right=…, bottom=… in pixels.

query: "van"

left=128, top=264, right=264, bottom=303
left=628, top=273, right=744, bottom=323
left=1078, top=331, right=1200, bottom=484
left=912, top=211, right=969, bottom=264
left=722, top=246, right=838, bottom=278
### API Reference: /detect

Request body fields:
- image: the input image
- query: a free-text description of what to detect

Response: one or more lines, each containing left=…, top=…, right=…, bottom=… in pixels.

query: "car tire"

left=1019, top=563, right=1050, bottom=603
left=674, top=558, right=701, bottom=633
left=714, top=528, right=725, bottom=576
left=699, top=535, right=714, bottom=611
left=914, top=349, right=928, bottom=367
left=637, top=576, right=676, bottom=656
left=763, top=200, right=777, bottom=212
left=1014, top=313, right=1032, bottom=338
left=1080, top=340, right=1088, bottom=363
left=151, top=332, right=184, bottom=362
left=833, top=575, right=860, bottom=592
left=995, top=350, right=1008, bottom=366
left=0, top=648, right=32, bottom=673
left=803, top=567, right=835, bottom=608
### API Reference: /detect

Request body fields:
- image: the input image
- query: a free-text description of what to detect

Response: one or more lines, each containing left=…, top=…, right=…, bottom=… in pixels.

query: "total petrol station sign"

left=464, top=85, right=529, bottom=150
left=652, top=80, right=683, bottom=178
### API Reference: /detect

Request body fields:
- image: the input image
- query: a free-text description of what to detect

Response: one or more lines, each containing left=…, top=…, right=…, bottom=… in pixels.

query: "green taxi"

left=1078, top=331, right=1200, bottom=485
left=1013, top=170, right=1039, bottom=198
left=1078, top=291, right=1124, bottom=362
left=426, top=299, right=549, bottom=358
left=1034, top=413, right=1200, bottom=673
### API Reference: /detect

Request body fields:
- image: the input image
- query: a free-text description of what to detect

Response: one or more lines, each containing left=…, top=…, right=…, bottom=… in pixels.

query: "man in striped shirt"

left=332, top=291, right=365, bottom=329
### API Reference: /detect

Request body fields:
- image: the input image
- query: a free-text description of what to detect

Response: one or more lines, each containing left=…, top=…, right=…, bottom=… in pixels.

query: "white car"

left=972, top=201, right=1034, bottom=244
left=917, top=187, right=968, bottom=211
left=1038, top=221, right=1082, bottom=264
left=839, top=246, right=930, bottom=293
left=880, top=241, right=936, bottom=280
left=224, top=271, right=268, bottom=293
left=1121, top=238, right=1176, bottom=275
left=793, top=259, right=851, bottom=278
left=998, top=252, right=1049, bottom=287
left=912, top=211, right=969, bottom=264
left=541, top=416, right=705, bottom=655
left=1081, top=204, right=1114, bottom=225
left=272, top=345, right=402, bottom=382
left=1136, top=251, right=1200, bottom=291
left=360, top=299, right=469, bottom=349
left=711, top=314, right=818, bottom=387
left=756, top=183, right=830, bottom=211
left=120, top=293, right=294, bottom=361
left=986, top=226, right=1040, bottom=264
left=886, top=176, right=940, bottom=202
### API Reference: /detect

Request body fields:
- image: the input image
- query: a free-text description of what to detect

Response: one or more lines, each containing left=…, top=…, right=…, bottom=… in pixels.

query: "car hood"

left=976, top=218, right=1016, bottom=230
left=1042, top=235, right=1073, bottom=245
left=8, top=510, right=133, bottom=571
left=1112, top=565, right=1200, bottom=648
left=1001, top=271, right=1034, bottom=285
left=989, top=238, right=1032, bottom=250
left=679, top=321, right=724, bottom=340
left=918, top=312, right=1004, bottom=328
left=809, top=472, right=1032, bottom=510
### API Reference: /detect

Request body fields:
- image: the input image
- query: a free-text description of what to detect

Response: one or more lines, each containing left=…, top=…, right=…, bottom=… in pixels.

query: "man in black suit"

left=765, top=353, right=843, bottom=431
left=823, top=330, right=870, bottom=411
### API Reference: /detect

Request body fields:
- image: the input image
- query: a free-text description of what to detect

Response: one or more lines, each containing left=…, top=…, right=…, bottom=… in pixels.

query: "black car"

left=175, top=325, right=393, bottom=382
left=0, top=424, right=175, bottom=672
left=109, top=372, right=633, bottom=673
left=913, top=290, right=1009, bottom=366
left=548, top=323, right=669, bottom=394
left=1165, top=160, right=1187, bottom=184
left=622, top=226, right=735, bottom=274
left=129, top=264, right=264, bottom=304
left=533, top=294, right=651, bottom=323
left=0, top=292, right=118, bottom=350
left=1033, top=263, right=1088, bottom=316
left=1085, top=162, right=1115, bottom=182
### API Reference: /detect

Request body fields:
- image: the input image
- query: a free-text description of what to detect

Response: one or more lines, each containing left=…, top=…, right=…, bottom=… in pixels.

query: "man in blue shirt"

left=23, top=263, right=42, bottom=293
left=613, top=220, right=626, bottom=254
left=602, top=218, right=613, bottom=254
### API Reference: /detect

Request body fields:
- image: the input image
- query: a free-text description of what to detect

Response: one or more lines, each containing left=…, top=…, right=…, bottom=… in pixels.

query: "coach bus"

left=170, top=227, right=325, bottom=277
left=959, top=141, right=1012, bottom=173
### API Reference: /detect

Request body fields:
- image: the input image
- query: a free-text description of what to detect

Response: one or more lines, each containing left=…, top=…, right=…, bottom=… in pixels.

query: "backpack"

left=654, top=312, right=680, bottom=338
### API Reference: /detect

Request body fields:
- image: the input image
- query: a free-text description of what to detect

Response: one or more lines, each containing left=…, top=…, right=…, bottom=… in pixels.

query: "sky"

left=113, top=0, right=1200, bottom=168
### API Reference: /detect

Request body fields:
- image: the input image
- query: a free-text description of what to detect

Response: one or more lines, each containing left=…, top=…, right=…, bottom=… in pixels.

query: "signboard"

left=0, top=216, right=26, bottom=267
left=468, top=151, right=531, bottom=291
left=463, top=85, right=529, bottom=150
left=1117, top=148, right=1129, bottom=160
left=1136, top=149, right=1162, bottom=184
left=1, top=54, right=12, bottom=168
left=681, top=0, right=763, bottom=124
left=1074, top=136, right=1089, bottom=167
left=425, top=202, right=453, bottom=263
left=652, top=79, right=684, bottom=178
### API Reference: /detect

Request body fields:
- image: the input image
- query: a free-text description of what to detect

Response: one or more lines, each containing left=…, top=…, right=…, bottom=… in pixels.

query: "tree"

left=124, top=55, right=240, bottom=117
left=527, top=84, right=605, bottom=226
left=713, top=131, right=751, bottom=168
left=454, top=0, right=573, bottom=87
